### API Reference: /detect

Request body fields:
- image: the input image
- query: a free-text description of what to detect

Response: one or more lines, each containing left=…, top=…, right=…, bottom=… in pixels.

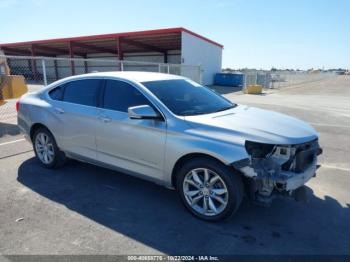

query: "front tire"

left=33, top=127, right=66, bottom=169
left=176, top=157, right=244, bottom=221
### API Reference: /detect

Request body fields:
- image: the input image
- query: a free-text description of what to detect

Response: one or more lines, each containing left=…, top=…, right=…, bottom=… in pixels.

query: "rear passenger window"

left=103, top=80, right=151, bottom=112
left=49, top=86, right=64, bottom=100
left=63, top=79, right=102, bottom=107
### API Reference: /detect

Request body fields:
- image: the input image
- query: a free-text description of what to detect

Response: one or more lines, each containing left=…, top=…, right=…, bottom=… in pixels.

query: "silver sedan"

left=17, top=72, right=322, bottom=221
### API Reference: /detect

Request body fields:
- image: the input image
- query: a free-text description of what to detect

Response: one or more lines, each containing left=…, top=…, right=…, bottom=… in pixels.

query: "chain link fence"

left=2, top=55, right=201, bottom=85
left=242, top=70, right=336, bottom=89
left=0, top=55, right=201, bottom=127
left=269, top=71, right=335, bottom=89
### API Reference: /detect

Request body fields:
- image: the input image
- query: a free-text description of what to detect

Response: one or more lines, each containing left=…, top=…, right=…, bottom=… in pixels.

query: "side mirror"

left=128, top=105, right=162, bottom=120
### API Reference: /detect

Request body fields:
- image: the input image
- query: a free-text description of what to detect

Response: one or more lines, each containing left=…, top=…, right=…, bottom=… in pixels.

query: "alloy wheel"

left=35, top=132, right=55, bottom=165
left=183, top=168, right=229, bottom=216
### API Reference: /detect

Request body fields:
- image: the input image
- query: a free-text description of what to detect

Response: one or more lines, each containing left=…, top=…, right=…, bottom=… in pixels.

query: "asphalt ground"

left=0, top=76, right=349, bottom=256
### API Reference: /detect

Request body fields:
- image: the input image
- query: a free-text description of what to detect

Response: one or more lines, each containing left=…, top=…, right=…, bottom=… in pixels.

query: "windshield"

left=142, top=79, right=236, bottom=116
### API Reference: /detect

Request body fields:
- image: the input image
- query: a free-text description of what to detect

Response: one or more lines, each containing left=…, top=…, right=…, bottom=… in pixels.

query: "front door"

left=95, top=79, right=167, bottom=181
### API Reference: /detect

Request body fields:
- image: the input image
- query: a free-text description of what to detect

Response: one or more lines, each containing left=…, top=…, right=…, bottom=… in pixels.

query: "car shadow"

left=0, top=122, right=20, bottom=137
left=17, top=158, right=350, bottom=255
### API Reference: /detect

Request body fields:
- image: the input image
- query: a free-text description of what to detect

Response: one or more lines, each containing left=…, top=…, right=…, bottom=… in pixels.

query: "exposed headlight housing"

left=245, top=141, right=274, bottom=159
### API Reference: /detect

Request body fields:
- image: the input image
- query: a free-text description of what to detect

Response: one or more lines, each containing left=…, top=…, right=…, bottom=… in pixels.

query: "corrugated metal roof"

left=0, top=27, right=223, bottom=57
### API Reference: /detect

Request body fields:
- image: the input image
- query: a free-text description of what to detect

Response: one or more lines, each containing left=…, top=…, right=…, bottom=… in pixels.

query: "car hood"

left=183, top=104, right=318, bottom=145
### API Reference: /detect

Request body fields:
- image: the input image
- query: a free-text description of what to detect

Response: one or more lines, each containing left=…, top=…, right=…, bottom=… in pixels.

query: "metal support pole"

left=41, top=59, right=48, bottom=86
left=254, top=73, right=258, bottom=85
left=84, top=59, right=88, bottom=73
left=30, top=46, right=38, bottom=81
left=164, top=52, right=168, bottom=63
left=167, top=64, right=170, bottom=74
left=117, top=37, right=123, bottom=60
left=116, top=37, right=124, bottom=71
left=199, top=66, right=203, bottom=84
left=27, top=59, right=31, bottom=75
left=83, top=55, right=88, bottom=73
left=68, top=41, right=75, bottom=76
left=7, top=58, right=11, bottom=69
left=54, top=59, right=59, bottom=80
left=158, top=64, right=161, bottom=72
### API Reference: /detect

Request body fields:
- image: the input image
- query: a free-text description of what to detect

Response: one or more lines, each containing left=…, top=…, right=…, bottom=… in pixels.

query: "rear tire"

left=33, top=127, right=66, bottom=169
left=176, top=157, right=244, bottom=221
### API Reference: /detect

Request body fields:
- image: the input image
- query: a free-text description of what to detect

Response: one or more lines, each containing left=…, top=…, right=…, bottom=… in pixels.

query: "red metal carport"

left=0, top=27, right=223, bottom=76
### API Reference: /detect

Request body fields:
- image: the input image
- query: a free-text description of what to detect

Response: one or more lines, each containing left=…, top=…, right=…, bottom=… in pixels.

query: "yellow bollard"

left=243, top=84, right=263, bottom=94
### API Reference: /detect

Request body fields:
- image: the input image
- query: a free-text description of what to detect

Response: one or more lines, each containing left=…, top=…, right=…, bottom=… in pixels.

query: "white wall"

left=181, top=31, right=222, bottom=85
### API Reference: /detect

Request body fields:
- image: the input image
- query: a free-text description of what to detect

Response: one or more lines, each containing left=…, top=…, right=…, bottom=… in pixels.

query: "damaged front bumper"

left=275, top=159, right=317, bottom=191
left=233, top=139, right=322, bottom=204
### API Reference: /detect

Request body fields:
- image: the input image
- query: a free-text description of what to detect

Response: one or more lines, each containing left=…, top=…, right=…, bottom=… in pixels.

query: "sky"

left=1, top=0, right=349, bottom=69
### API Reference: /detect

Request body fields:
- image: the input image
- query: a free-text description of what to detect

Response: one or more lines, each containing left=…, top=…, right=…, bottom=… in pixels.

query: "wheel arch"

left=171, top=152, right=237, bottom=189
left=30, top=123, right=52, bottom=142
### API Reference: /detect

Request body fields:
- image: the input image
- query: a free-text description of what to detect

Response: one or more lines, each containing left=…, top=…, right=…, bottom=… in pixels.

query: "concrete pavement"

left=0, top=76, right=349, bottom=255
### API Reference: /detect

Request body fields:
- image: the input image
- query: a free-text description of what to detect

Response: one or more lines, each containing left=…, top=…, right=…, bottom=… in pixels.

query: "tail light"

left=16, top=100, right=20, bottom=112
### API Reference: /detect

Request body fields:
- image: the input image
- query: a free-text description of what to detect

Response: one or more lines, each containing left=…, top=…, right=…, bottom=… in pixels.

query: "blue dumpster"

left=214, top=73, right=243, bottom=87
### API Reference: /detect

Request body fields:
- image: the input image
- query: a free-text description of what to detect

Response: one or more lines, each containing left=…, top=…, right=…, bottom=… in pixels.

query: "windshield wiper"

left=182, top=111, right=209, bottom=116
left=212, top=104, right=237, bottom=113
left=181, top=104, right=237, bottom=116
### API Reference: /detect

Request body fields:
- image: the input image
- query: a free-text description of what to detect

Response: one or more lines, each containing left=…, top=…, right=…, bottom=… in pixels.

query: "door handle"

left=98, top=115, right=112, bottom=123
left=54, top=107, right=64, bottom=114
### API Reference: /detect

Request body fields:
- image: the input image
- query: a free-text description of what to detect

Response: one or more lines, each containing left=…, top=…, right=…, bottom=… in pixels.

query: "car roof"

left=41, top=71, right=187, bottom=93
left=69, top=71, right=185, bottom=83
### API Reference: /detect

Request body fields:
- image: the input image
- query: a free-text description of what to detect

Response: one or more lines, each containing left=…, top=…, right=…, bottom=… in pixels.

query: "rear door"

left=95, top=79, right=167, bottom=181
left=48, top=78, right=103, bottom=159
